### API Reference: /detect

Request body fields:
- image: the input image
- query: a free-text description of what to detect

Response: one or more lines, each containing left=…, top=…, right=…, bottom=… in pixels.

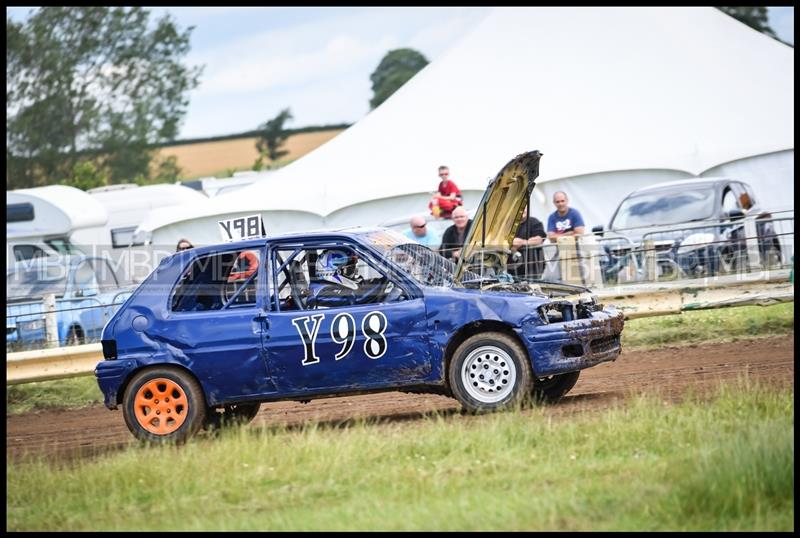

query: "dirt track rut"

left=6, top=335, right=794, bottom=463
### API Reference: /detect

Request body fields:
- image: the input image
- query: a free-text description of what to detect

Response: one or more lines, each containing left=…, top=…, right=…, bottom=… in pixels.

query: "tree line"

left=6, top=7, right=202, bottom=190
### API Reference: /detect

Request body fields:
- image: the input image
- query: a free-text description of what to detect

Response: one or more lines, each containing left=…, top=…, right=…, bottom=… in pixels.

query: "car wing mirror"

left=591, top=225, right=604, bottom=237
left=75, top=287, right=98, bottom=297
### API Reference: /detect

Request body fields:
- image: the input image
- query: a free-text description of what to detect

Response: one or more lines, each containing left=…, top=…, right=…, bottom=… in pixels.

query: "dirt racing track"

left=6, top=335, right=794, bottom=463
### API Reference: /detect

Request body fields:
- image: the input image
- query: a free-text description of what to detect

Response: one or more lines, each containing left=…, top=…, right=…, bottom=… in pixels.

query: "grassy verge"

left=5, top=303, right=794, bottom=416
left=620, top=302, right=793, bottom=349
left=6, top=375, right=102, bottom=415
left=6, top=379, right=793, bottom=531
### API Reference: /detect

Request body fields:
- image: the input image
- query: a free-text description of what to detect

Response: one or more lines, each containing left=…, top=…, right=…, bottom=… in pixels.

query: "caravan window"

left=7, top=203, right=35, bottom=223
left=111, top=226, right=144, bottom=248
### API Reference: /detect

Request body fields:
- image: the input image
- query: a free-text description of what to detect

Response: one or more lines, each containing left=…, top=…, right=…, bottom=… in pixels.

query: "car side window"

left=722, top=186, right=740, bottom=213
left=91, top=259, right=119, bottom=291
left=272, top=244, right=405, bottom=312
left=74, top=260, right=98, bottom=292
left=171, top=248, right=261, bottom=312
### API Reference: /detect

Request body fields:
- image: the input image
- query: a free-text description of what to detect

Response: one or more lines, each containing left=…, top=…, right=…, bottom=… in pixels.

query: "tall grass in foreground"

left=5, top=302, right=794, bottom=415
left=7, top=379, right=793, bottom=531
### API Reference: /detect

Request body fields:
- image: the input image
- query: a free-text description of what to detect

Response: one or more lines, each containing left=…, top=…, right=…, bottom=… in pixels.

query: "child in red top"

left=429, top=165, right=463, bottom=218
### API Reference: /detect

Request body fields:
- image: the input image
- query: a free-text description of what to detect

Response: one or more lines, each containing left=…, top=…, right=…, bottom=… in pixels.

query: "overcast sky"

left=7, top=6, right=795, bottom=141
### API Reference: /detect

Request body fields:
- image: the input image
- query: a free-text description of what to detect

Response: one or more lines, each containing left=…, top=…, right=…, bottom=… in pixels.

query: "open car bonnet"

left=453, top=150, right=542, bottom=285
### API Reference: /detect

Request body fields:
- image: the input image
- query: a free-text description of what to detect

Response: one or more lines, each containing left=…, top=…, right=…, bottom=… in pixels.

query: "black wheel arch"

left=116, top=362, right=205, bottom=407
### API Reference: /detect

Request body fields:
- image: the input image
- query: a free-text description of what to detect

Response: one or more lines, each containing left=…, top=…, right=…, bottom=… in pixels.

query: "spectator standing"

left=509, top=205, right=547, bottom=280
left=547, top=191, right=586, bottom=240
left=440, top=207, right=472, bottom=260
left=429, top=165, right=463, bottom=219
left=403, top=215, right=441, bottom=248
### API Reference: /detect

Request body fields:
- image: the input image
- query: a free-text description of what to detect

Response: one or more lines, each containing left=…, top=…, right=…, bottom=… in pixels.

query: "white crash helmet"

left=316, top=249, right=359, bottom=290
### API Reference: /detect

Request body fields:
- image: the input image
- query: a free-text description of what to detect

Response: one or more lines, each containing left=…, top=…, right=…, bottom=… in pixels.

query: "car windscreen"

left=360, top=229, right=478, bottom=287
left=610, top=187, right=717, bottom=230
left=7, top=263, right=69, bottom=301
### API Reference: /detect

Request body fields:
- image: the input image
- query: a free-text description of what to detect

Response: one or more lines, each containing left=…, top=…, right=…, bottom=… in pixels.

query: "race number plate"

left=218, top=214, right=266, bottom=242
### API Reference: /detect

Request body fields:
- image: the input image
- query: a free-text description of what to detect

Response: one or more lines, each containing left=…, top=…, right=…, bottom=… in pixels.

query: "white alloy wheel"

left=461, top=345, right=517, bottom=404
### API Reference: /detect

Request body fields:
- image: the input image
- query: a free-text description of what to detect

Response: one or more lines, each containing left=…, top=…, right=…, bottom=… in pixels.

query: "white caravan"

left=71, top=183, right=209, bottom=284
left=6, top=185, right=107, bottom=267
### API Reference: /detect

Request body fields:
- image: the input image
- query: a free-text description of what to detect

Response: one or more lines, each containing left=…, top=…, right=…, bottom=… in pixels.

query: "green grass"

left=6, top=379, right=793, bottom=531
left=6, top=375, right=103, bottom=414
left=5, top=303, right=794, bottom=416
left=621, top=302, right=793, bottom=349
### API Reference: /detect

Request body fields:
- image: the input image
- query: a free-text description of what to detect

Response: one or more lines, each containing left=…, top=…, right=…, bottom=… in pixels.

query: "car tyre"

left=448, top=331, right=532, bottom=413
left=203, top=402, right=261, bottom=431
left=532, top=371, right=580, bottom=403
left=123, top=366, right=207, bottom=444
left=66, top=326, right=84, bottom=346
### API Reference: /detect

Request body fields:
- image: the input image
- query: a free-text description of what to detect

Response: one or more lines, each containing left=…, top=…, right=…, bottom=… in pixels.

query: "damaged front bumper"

left=518, top=304, right=624, bottom=377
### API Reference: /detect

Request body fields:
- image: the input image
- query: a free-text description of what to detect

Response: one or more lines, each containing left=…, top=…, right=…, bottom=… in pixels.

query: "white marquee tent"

left=138, top=6, right=793, bottom=248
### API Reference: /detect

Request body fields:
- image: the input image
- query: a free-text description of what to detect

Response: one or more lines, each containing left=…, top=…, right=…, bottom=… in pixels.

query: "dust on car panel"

left=95, top=150, right=625, bottom=444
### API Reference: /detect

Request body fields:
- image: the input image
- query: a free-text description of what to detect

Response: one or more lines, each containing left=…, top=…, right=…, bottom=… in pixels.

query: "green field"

left=6, top=379, right=793, bottom=531
left=6, top=302, right=794, bottom=415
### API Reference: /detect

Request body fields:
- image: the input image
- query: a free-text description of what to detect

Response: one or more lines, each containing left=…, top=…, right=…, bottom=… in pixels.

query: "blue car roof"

left=179, top=226, right=390, bottom=257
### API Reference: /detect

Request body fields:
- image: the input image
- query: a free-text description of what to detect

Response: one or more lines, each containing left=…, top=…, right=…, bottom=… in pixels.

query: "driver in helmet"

left=308, top=249, right=363, bottom=308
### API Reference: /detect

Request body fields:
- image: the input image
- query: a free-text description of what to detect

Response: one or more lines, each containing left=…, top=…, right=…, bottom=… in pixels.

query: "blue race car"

left=96, top=151, right=624, bottom=443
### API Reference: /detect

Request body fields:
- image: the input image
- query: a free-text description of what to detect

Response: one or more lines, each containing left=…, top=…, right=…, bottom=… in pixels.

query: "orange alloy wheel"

left=133, top=378, right=189, bottom=435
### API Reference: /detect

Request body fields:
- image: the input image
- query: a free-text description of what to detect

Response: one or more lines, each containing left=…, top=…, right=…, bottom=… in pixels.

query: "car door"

left=165, top=245, right=274, bottom=400
left=264, top=240, right=432, bottom=396
left=70, top=259, right=105, bottom=341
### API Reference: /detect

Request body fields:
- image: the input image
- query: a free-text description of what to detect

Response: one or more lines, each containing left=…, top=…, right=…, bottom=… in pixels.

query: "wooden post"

left=576, top=235, right=603, bottom=288
left=643, top=240, right=657, bottom=281
left=743, top=216, right=762, bottom=272
left=557, top=236, right=582, bottom=285
left=44, top=293, right=59, bottom=348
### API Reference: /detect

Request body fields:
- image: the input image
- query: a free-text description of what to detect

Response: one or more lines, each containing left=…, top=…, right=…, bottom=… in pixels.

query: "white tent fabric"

left=140, top=6, right=793, bottom=246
